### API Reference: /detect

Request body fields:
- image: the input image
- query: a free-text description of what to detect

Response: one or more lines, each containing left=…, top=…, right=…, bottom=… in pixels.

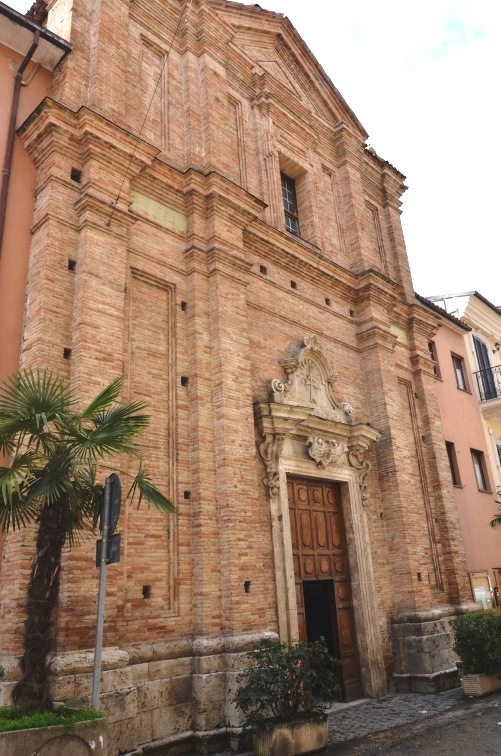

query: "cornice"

left=18, top=97, right=79, bottom=166
left=243, top=220, right=357, bottom=301
left=355, top=322, right=397, bottom=354
left=355, top=269, right=401, bottom=312
left=18, top=98, right=159, bottom=180
left=74, top=192, right=135, bottom=237
left=183, top=169, right=266, bottom=226
left=76, top=107, right=159, bottom=175
left=206, top=246, right=252, bottom=285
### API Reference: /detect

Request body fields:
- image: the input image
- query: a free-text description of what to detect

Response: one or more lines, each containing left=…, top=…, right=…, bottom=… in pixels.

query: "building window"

left=452, top=354, right=468, bottom=391
left=445, top=441, right=461, bottom=486
left=281, top=173, right=300, bottom=236
left=428, top=341, right=441, bottom=378
left=471, top=449, right=490, bottom=492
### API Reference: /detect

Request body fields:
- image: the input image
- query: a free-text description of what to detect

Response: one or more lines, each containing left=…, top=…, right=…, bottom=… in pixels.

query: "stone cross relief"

left=270, top=335, right=354, bottom=424
left=258, top=335, right=375, bottom=506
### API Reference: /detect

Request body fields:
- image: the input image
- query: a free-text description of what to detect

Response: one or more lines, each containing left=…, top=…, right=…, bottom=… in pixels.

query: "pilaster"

left=183, top=170, right=266, bottom=645
left=332, top=124, right=373, bottom=273
left=355, top=272, right=435, bottom=611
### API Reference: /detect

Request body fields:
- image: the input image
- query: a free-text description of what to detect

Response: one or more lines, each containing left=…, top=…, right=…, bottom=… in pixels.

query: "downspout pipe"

left=0, top=30, right=40, bottom=258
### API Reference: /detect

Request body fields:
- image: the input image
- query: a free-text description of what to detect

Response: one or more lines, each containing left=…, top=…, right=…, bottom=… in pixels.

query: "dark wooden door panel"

left=288, top=477, right=363, bottom=702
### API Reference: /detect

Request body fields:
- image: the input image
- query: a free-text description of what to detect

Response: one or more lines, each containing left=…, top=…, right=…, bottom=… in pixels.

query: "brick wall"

left=0, top=1, right=472, bottom=752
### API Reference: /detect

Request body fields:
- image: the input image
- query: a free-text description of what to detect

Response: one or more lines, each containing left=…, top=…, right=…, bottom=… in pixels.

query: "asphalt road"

left=330, top=695, right=501, bottom=755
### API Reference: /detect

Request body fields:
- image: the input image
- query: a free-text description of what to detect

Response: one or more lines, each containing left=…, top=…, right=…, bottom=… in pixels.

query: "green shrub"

left=234, top=637, right=341, bottom=732
left=450, top=610, right=501, bottom=676
left=0, top=706, right=102, bottom=734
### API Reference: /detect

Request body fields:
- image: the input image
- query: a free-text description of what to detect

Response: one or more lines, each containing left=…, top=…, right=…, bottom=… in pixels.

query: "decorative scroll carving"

left=348, top=448, right=373, bottom=507
left=306, top=437, right=347, bottom=469
left=269, top=335, right=354, bottom=424
left=258, top=433, right=284, bottom=497
left=341, top=402, right=354, bottom=420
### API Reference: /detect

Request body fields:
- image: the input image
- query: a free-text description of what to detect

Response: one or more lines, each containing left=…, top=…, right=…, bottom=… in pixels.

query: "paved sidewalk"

left=327, top=688, right=464, bottom=744
left=216, top=687, right=474, bottom=755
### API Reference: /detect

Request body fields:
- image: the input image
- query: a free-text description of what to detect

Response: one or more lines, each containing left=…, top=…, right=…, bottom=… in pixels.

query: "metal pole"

left=91, top=476, right=112, bottom=710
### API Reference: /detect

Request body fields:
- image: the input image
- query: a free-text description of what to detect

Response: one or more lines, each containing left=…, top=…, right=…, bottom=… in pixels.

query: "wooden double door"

left=288, top=477, right=363, bottom=701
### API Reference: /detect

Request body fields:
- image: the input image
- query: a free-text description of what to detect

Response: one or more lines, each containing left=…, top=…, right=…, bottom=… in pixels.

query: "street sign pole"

left=91, top=475, right=112, bottom=710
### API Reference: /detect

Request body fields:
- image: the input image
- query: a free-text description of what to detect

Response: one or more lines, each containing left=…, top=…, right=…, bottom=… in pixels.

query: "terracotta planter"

left=461, top=672, right=501, bottom=696
left=0, top=716, right=106, bottom=756
left=253, top=716, right=328, bottom=756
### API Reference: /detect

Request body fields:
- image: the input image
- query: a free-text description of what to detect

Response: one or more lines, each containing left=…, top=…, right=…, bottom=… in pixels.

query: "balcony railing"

left=474, top=365, right=501, bottom=402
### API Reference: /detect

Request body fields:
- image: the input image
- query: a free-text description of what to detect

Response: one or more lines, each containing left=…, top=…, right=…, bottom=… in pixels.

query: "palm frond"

left=0, top=370, right=74, bottom=446
left=0, top=490, right=41, bottom=531
left=92, top=402, right=150, bottom=433
left=0, top=454, right=43, bottom=531
left=71, top=404, right=151, bottom=463
left=490, top=504, right=501, bottom=529
left=0, top=450, right=40, bottom=507
left=69, top=467, right=103, bottom=527
left=127, top=465, right=174, bottom=513
left=0, top=371, right=174, bottom=531
left=80, top=376, right=126, bottom=420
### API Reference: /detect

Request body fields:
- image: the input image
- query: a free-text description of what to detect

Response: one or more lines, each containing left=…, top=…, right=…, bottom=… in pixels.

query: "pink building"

left=0, top=1, right=71, bottom=384
left=420, top=295, right=500, bottom=606
left=0, top=0, right=70, bottom=578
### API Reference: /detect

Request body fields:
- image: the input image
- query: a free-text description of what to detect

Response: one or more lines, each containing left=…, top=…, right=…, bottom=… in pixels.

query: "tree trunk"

left=12, top=494, right=68, bottom=711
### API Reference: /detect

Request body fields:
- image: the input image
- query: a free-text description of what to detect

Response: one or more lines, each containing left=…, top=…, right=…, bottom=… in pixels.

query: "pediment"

left=270, top=335, right=354, bottom=424
left=249, top=53, right=305, bottom=101
left=254, top=334, right=381, bottom=506
left=210, top=3, right=367, bottom=137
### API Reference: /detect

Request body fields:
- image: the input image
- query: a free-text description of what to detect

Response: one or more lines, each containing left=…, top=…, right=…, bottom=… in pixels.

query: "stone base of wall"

left=390, top=605, right=472, bottom=693
left=393, top=667, right=460, bottom=693
left=0, top=632, right=273, bottom=756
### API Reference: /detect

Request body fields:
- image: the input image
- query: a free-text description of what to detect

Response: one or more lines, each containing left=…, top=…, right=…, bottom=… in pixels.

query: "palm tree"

left=0, top=370, right=174, bottom=711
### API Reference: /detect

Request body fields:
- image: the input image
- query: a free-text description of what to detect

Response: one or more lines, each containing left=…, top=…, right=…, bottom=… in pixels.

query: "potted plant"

left=450, top=610, right=501, bottom=696
left=234, top=637, right=341, bottom=755
left=0, top=706, right=106, bottom=756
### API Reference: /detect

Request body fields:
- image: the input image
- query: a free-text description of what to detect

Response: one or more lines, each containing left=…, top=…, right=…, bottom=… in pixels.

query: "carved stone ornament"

left=306, top=436, right=347, bottom=468
left=348, top=447, right=373, bottom=507
left=270, top=335, right=354, bottom=424
left=258, top=433, right=284, bottom=497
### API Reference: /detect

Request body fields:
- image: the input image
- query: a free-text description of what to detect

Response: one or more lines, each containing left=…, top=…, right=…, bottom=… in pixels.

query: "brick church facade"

left=0, top=0, right=475, bottom=752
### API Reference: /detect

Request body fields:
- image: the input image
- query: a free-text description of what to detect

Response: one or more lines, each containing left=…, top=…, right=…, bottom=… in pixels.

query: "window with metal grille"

left=281, top=172, right=300, bottom=236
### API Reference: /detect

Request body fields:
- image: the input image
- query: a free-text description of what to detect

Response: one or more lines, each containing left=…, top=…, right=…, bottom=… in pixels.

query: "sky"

left=9, top=0, right=501, bottom=305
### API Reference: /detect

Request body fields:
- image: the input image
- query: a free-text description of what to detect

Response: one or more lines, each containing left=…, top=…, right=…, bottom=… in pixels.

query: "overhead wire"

left=106, top=0, right=193, bottom=227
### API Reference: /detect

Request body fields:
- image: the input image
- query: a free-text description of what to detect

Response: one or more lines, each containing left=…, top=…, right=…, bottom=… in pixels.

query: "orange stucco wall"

left=434, top=323, right=501, bottom=592
left=0, top=40, right=54, bottom=559
left=0, top=41, right=53, bottom=382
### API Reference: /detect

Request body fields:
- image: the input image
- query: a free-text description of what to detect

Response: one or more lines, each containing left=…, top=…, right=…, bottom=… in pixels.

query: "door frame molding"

left=256, top=430, right=385, bottom=697
left=254, top=334, right=386, bottom=696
